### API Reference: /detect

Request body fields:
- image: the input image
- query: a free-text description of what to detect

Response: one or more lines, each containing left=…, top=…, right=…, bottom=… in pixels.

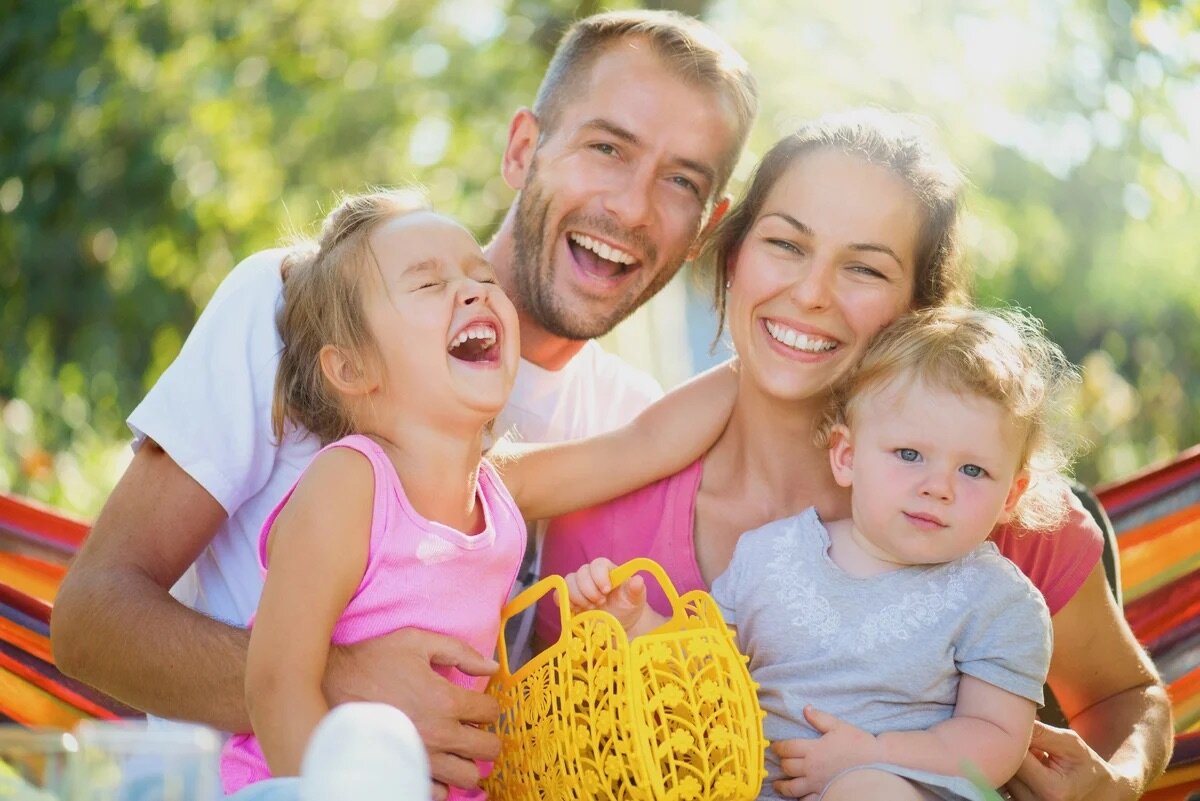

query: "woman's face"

left=726, top=149, right=921, bottom=404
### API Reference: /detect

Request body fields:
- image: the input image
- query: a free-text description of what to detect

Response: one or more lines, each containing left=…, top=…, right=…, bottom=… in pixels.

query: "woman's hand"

left=771, top=706, right=884, bottom=798
left=1003, top=721, right=1123, bottom=801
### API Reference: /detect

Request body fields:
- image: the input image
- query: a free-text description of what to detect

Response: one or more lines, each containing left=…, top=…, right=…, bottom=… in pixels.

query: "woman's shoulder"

left=991, top=487, right=1105, bottom=615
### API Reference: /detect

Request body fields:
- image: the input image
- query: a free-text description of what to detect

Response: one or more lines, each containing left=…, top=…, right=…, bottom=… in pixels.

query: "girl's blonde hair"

left=271, top=189, right=429, bottom=445
left=818, top=305, right=1080, bottom=532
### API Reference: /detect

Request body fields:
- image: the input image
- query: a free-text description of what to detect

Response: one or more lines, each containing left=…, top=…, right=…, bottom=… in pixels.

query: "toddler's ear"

left=827, top=424, right=855, bottom=489
left=999, top=469, right=1031, bottom=522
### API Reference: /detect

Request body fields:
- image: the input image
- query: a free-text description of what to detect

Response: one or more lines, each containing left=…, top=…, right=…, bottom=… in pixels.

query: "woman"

left=538, top=110, right=1172, bottom=801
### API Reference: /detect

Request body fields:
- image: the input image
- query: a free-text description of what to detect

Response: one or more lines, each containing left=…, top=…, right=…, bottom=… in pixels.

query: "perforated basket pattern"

left=483, top=558, right=766, bottom=801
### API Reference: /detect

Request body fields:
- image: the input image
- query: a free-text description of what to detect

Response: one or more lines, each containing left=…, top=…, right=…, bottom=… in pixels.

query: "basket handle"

left=493, top=557, right=686, bottom=676
left=495, top=572, right=572, bottom=677
left=607, top=556, right=684, bottom=611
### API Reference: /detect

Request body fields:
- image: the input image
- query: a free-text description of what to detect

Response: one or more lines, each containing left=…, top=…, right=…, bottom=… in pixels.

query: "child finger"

left=587, top=558, right=617, bottom=593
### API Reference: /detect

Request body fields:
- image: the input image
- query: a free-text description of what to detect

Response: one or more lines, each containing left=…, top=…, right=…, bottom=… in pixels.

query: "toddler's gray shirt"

left=712, top=507, right=1052, bottom=801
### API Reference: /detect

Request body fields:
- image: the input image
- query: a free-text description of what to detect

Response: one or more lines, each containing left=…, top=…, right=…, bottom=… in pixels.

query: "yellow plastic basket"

left=483, top=557, right=766, bottom=801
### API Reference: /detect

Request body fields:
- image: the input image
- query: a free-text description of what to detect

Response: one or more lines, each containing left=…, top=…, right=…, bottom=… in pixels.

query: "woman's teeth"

left=765, top=320, right=837, bottom=353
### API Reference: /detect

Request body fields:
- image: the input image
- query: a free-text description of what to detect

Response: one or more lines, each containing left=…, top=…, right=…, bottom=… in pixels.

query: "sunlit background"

left=2, top=0, right=1198, bottom=517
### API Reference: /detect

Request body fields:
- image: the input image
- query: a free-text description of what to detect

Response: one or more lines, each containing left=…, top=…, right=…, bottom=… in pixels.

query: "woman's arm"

left=496, top=359, right=738, bottom=520
left=246, top=448, right=373, bottom=777
left=771, top=676, right=1036, bottom=796
left=1005, top=563, right=1172, bottom=801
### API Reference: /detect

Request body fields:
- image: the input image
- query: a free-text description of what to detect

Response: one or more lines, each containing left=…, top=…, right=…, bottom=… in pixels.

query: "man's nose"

left=602, top=165, right=655, bottom=229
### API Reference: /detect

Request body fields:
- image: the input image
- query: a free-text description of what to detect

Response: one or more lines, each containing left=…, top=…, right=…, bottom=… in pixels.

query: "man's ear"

left=501, top=108, right=540, bottom=191
left=688, top=194, right=732, bottom=261
left=1000, top=469, right=1031, bottom=521
left=827, top=424, right=855, bottom=489
left=319, top=344, right=375, bottom=397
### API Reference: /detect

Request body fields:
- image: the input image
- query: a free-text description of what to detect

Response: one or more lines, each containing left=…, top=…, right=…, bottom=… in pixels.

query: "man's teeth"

left=569, top=233, right=636, bottom=265
left=765, top=320, right=837, bottom=353
left=449, top=324, right=497, bottom=350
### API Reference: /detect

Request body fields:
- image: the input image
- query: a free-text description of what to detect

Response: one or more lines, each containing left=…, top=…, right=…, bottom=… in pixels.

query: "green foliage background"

left=1, top=0, right=1198, bottom=516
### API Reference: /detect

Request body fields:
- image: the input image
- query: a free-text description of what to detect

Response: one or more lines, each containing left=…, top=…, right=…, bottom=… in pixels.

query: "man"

left=51, top=10, right=757, bottom=798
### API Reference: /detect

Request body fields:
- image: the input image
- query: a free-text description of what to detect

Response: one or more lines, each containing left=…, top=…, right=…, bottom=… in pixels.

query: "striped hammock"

left=2, top=447, right=1198, bottom=797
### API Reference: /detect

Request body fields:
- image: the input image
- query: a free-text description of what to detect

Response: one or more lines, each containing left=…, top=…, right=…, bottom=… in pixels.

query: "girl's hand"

left=771, top=706, right=885, bottom=798
left=562, top=558, right=650, bottom=634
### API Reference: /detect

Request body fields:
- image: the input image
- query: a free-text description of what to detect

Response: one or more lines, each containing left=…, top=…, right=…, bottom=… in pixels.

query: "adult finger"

left=1029, top=720, right=1086, bottom=757
left=430, top=781, right=449, bottom=801
left=1009, top=748, right=1058, bottom=798
left=428, top=753, right=482, bottom=793
left=1003, top=775, right=1037, bottom=801
left=420, top=630, right=499, bottom=677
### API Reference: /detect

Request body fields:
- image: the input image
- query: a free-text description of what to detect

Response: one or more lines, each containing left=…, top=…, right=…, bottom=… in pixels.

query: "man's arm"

left=51, top=439, right=252, bottom=731
left=1005, top=563, right=1173, bottom=801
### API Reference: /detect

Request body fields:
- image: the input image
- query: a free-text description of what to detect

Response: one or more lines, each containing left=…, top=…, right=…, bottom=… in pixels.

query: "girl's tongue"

left=569, top=238, right=627, bottom=279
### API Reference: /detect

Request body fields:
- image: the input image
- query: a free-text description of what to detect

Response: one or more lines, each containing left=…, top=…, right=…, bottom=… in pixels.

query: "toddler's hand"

left=772, top=705, right=884, bottom=798
left=563, top=558, right=650, bottom=634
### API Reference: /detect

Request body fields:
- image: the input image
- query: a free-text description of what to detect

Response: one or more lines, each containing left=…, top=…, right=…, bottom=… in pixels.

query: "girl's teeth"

left=450, top=325, right=497, bottom=349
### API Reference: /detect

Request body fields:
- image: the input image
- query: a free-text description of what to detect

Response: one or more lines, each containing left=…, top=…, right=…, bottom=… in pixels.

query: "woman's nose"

left=790, top=259, right=835, bottom=310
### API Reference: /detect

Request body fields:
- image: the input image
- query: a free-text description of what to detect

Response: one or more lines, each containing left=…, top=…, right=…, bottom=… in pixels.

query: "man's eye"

left=671, top=175, right=700, bottom=196
left=961, top=464, right=987, bottom=478
left=591, top=142, right=617, bottom=156
left=897, top=448, right=920, bottom=462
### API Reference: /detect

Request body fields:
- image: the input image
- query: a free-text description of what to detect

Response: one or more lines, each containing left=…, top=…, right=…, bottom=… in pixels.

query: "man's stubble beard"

left=510, top=158, right=684, bottom=342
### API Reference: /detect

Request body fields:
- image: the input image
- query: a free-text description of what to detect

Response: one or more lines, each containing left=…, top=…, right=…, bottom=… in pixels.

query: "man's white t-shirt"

left=127, top=248, right=662, bottom=630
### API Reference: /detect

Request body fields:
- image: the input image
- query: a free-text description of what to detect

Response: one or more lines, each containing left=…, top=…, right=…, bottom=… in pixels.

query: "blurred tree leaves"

left=1, top=0, right=1197, bottom=514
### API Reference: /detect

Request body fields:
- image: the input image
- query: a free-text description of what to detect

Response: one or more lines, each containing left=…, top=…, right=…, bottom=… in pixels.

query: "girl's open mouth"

left=447, top=321, right=501, bottom=365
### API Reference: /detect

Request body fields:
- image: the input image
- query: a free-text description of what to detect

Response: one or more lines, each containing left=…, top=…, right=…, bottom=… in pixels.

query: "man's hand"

left=325, top=628, right=501, bottom=800
left=772, top=706, right=885, bottom=798
left=1004, top=721, right=1123, bottom=801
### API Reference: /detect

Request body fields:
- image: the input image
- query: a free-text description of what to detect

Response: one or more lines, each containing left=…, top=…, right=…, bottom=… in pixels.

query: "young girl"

left=566, top=305, right=1078, bottom=801
left=217, top=190, right=733, bottom=798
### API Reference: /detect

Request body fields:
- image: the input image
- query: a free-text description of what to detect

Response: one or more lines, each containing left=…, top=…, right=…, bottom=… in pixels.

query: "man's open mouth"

left=447, top=321, right=500, bottom=364
left=567, top=232, right=639, bottom=280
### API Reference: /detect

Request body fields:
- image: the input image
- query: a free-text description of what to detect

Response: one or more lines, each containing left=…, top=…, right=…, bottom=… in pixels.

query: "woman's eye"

left=849, top=264, right=886, bottom=279
left=960, top=464, right=987, bottom=479
left=897, top=448, right=920, bottom=462
left=767, top=238, right=801, bottom=255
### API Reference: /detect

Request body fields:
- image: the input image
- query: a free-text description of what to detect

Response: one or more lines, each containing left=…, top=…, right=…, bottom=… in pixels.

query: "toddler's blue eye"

left=897, top=448, right=920, bottom=462
left=961, top=464, right=984, bottom=478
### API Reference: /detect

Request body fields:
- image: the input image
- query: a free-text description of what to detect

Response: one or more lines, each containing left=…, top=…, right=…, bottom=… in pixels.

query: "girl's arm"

left=245, top=448, right=373, bottom=777
left=496, top=359, right=739, bottom=520
left=772, top=677, right=1036, bottom=797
